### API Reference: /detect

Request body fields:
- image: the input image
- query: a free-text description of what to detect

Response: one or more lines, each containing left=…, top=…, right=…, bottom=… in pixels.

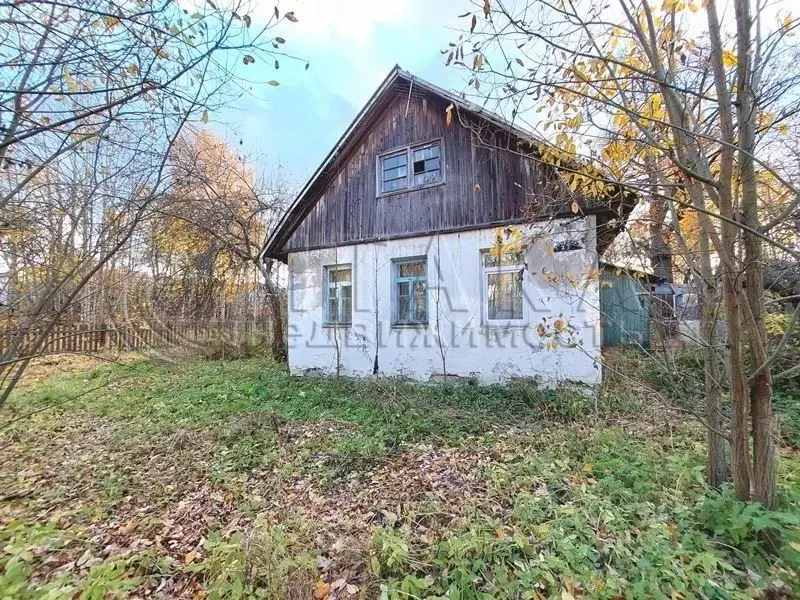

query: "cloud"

left=213, top=0, right=467, bottom=181
left=250, top=0, right=461, bottom=103
left=262, top=0, right=412, bottom=48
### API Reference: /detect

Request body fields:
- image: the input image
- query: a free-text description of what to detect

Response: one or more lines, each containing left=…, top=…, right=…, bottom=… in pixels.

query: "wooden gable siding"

left=281, top=91, right=553, bottom=254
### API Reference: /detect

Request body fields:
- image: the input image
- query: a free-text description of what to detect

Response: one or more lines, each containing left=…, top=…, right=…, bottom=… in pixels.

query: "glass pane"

left=414, top=170, right=440, bottom=186
left=340, top=284, right=352, bottom=299
left=483, top=251, right=525, bottom=267
left=341, top=297, right=352, bottom=323
left=413, top=281, right=427, bottom=322
left=413, top=144, right=439, bottom=161
left=554, top=239, right=583, bottom=252
left=382, top=165, right=407, bottom=180
left=383, top=177, right=407, bottom=193
left=382, top=153, right=407, bottom=170
left=397, top=281, right=409, bottom=296
left=488, top=272, right=523, bottom=320
left=328, top=297, right=338, bottom=323
left=397, top=295, right=410, bottom=322
left=413, top=155, right=440, bottom=174
left=397, top=262, right=425, bottom=278
left=328, top=268, right=351, bottom=283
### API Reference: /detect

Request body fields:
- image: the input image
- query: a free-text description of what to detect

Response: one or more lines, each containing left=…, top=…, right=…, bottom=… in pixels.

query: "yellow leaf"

left=64, top=69, right=80, bottom=93
left=583, top=463, right=593, bottom=472
left=473, top=54, right=484, bottom=70
left=314, top=580, right=330, bottom=600
left=782, top=13, right=793, bottom=30
left=474, top=183, right=481, bottom=191
left=119, top=521, right=138, bottom=534
left=571, top=200, right=580, bottom=214
left=569, top=176, right=580, bottom=193
left=777, top=123, right=789, bottom=136
left=662, top=0, right=685, bottom=11
left=722, top=50, right=737, bottom=68
left=103, top=15, right=120, bottom=29
left=445, top=103, right=454, bottom=126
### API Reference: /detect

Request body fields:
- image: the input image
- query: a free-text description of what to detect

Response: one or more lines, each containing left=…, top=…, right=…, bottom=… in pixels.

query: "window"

left=554, top=239, right=583, bottom=252
left=482, top=250, right=526, bottom=323
left=324, top=265, right=352, bottom=325
left=392, top=258, right=427, bottom=325
left=552, top=224, right=585, bottom=252
left=378, top=140, right=442, bottom=194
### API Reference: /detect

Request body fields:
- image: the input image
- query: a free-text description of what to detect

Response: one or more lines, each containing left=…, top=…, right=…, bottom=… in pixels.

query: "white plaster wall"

left=286, top=218, right=602, bottom=385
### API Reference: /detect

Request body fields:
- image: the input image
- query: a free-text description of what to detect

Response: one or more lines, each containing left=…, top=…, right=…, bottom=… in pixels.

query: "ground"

left=1, top=354, right=799, bottom=599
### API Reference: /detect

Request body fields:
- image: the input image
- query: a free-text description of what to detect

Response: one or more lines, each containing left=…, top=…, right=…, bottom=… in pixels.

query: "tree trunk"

left=722, top=271, right=752, bottom=501
left=734, top=0, right=776, bottom=508
left=701, top=285, right=726, bottom=488
left=260, top=258, right=286, bottom=362
left=649, top=193, right=674, bottom=283
left=696, top=196, right=726, bottom=488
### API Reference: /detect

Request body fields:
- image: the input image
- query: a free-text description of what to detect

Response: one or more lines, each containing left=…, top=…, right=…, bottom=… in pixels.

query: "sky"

left=209, top=0, right=469, bottom=189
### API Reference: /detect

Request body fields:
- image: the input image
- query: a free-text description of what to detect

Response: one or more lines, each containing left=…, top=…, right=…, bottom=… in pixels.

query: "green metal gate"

left=600, top=268, right=651, bottom=347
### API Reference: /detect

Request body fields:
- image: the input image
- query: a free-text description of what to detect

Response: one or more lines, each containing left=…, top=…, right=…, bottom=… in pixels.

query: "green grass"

left=1, top=356, right=799, bottom=599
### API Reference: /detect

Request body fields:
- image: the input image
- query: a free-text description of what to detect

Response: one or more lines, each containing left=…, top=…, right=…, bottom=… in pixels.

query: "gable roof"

left=261, top=65, right=635, bottom=262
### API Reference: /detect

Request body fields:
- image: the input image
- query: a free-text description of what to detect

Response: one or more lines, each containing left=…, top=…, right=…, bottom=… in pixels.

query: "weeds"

left=1, top=356, right=799, bottom=598
left=186, top=517, right=317, bottom=600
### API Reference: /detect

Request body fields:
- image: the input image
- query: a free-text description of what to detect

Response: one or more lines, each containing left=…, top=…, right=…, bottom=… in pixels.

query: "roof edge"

left=260, top=65, right=407, bottom=263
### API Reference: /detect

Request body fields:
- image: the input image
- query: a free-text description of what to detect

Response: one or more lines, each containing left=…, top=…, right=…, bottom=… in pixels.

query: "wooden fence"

left=0, top=320, right=264, bottom=355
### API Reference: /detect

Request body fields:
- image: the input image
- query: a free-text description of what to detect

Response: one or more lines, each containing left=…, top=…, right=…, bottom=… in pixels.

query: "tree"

left=161, top=129, right=291, bottom=359
left=450, top=0, right=800, bottom=507
left=0, top=0, right=301, bottom=406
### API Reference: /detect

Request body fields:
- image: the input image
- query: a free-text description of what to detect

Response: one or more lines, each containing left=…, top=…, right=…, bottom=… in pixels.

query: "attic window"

left=378, top=140, right=443, bottom=195
left=554, top=240, right=583, bottom=252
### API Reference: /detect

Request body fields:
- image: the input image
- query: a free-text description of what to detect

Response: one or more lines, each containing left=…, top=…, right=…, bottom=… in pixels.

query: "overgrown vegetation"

left=1, top=355, right=798, bottom=598
left=606, top=348, right=800, bottom=449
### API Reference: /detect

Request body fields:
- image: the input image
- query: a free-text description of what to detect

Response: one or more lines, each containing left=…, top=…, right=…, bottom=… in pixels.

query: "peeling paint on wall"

left=286, top=220, right=602, bottom=385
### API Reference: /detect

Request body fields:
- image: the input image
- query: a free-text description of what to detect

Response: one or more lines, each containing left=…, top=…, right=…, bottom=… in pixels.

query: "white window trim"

left=376, top=139, right=445, bottom=197
left=391, top=256, right=428, bottom=327
left=480, top=251, right=528, bottom=327
left=323, top=264, right=353, bottom=326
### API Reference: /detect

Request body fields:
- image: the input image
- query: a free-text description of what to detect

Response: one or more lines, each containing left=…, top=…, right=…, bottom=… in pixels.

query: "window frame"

left=391, top=257, right=428, bottom=327
left=323, top=264, right=353, bottom=326
left=376, top=139, right=445, bottom=197
left=480, top=249, right=528, bottom=326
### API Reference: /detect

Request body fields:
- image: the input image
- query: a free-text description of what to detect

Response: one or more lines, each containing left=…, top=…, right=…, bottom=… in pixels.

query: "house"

left=261, top=66, right=635, bottom=384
